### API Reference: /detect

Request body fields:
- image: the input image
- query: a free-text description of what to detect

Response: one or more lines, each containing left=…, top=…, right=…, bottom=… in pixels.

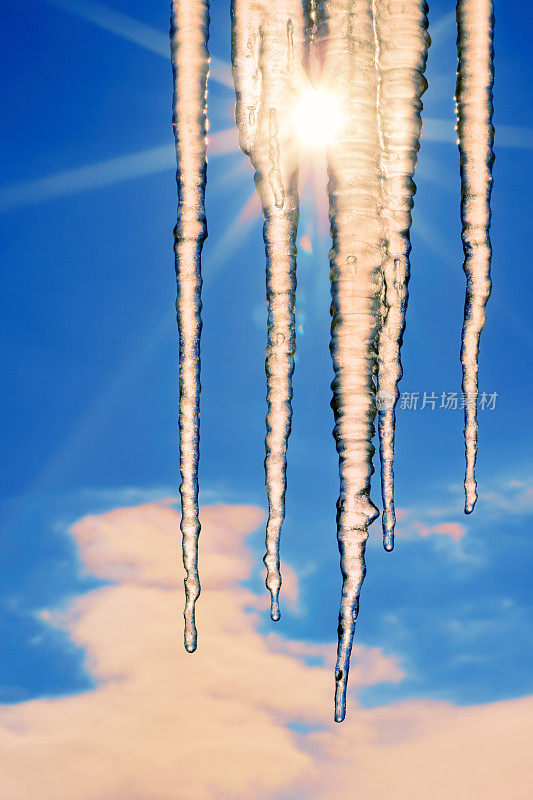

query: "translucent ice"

left=232, top=0, right=306, bottom=621
left=170, top=0, right=210, bottom=652
left=456, top=0, right=495, bottom=514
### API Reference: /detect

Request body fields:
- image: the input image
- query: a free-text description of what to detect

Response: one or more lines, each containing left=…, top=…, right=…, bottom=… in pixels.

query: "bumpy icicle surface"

left=231, top=0, right=305, bottom=621
left=374, top=1, right=430, bottom=550
left=317, top=0, right=382, bottom=722
left=170, top=0, right=209, bottom=653
left=456, top=0, right=494, bottom=514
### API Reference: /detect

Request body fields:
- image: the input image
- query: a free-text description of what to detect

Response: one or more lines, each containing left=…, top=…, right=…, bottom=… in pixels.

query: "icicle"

left=170, top=0, right=210, bottom=653
left=317, top=0, right=382, bottom=722
left=456, top=0, right=494, bottom=514
left=231, top=0, right=305, bottom=621
left=374, top=1, right=430, bottom=550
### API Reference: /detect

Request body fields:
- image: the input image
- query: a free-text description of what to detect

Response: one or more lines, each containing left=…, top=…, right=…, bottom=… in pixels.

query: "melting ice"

left=170, top=0, right=495, bottom=720
left=170, top=0, right=210, bottom=653
left=456, top=0, right=495, bottom=514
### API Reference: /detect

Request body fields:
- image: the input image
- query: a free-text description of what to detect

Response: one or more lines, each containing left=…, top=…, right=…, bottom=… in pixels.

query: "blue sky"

left=1, top=0, right=532, bottom=781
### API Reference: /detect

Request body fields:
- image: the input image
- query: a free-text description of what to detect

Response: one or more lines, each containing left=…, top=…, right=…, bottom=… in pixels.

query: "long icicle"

left=170, top=0, right=210, bottom=652
left=231, top=0, right=305, bottom=621
left=374, top=0, right=430, bottom=550
left=318, top=0, right=382, bottom=722
left=456, top=0, right=494, bottom=514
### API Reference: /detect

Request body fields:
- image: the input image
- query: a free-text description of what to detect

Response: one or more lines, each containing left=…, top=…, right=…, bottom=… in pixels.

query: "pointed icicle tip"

left=264, top=545, right=283, bottom=622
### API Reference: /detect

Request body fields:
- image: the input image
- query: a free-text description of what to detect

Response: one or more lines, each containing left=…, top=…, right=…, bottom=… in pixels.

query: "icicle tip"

left=334, top=669, right=347, bottom=723
left=270, top=597, right=281, bottom=622
left=464, top=499, right=476, bottom=515
left=382, top=509, right=395, bottom=551
left=464, top=474, right=478, bottom=514
left=264, top=533, right=283, bottom=622
left=184, top=606, right=198, bottom=652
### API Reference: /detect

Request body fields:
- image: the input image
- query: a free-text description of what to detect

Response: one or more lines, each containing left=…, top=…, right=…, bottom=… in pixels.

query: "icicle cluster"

left=170, top=0, right=210, bottom=653
left=456, top=0, right=495, bottom=514
left=231, top=0, right=306, bottom=622
left=170, top=0, right=495, bottom=722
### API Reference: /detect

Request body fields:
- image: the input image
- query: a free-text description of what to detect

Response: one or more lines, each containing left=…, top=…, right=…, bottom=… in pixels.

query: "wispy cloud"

left=445, top=468, right=533, bottom=519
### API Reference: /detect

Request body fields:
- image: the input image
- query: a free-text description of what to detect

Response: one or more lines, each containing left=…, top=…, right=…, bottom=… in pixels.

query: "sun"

left=293, top=87, right=342, bottom=148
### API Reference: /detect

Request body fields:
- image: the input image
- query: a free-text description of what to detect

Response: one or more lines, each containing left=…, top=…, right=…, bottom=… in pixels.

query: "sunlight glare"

left=293, top=88, right=341, bottom=148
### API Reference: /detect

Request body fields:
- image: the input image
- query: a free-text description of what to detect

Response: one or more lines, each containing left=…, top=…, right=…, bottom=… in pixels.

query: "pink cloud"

left=393, top=508, right=465, bottom=542
left=299, top=233, right=313, bottom=253
left=395, top=507, right=410, bottom=522
left=413, top=521, right=466, bottom=541
left=0, top=501, right=530, bottom=799
left=304, top=695, right=533, bottom=800
left=279, top=559, right=299, bottom=611
left=430, top=522, right=465, bottom=541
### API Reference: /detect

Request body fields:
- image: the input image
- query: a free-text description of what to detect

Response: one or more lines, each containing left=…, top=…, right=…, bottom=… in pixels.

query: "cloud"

left=411, top=520, right=466, bottom=542
left=385, top=507, right=466, bottom=543
left=0, top=501, right=530, bottom=799
left=388, top=469, right=533, bottom=551
left=304, top=695, right=533, bottom=800
left=299, top=233, right=313, bottom=253
left=478, top=481, right=533, bottom=516
left=443, top=470, right=533, bottom=521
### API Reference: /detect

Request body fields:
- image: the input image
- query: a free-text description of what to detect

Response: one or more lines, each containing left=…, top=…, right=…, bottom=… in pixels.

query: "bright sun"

left=293, top=88, right=341, bottom=148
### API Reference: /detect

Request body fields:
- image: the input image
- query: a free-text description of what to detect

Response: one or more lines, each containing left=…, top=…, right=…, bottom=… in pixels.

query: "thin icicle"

left=456, top=0, right=494, bottom=514
left=170, top=0, right=210, bottom=652
left=317, top=0, right=382, bottom=722
left=231, top=0, right=305, bottom=621
left=374, top=1, right=430, bottom=550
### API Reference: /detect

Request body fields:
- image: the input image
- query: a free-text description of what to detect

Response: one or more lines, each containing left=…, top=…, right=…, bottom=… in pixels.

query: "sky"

left=0, top=0, right=532, bottom=797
